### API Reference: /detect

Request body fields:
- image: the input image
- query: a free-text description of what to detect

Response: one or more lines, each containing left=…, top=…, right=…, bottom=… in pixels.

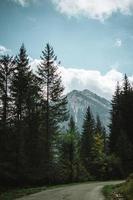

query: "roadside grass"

left=0, top=186, right=47, bottom=200
left=103, top=174, right=133, bottom=200
left=102, top=184, right=122, bottom=200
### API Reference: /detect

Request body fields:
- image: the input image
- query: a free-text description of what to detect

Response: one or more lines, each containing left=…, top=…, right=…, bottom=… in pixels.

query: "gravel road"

left=17, top=181, right=122, bottom=200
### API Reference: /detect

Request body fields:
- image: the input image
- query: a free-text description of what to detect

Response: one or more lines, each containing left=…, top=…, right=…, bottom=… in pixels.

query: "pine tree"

left=24, top=72, right=44, bottom=184
left=37, top=43, right=68, bottom=183
left=80, top=106, right=95, bottom=173
left=122, top=74, right=131, bottom=95
left=11, top=44, right=31, bottom=122
left=67, top=116, right=78, bottom=182
left=0, top=54, right=15, bottom=184
left=58, top=116, right=80, bottom=183
left=119, top=75, right=133, bottom=175
left=109, top=76, right=133, bottom=177
left=120, top=74, right=133, bottom=143
left=0, top=55, right=14, bottom=125
left=90, top=133, right=106, bottom=180
left=95, top=115, right=104, bottom=135
left=109, top=82, right=121, bottom=153
left=95, top=115, right=107, bottom=154
left=10, top=44, right=32, bottom=182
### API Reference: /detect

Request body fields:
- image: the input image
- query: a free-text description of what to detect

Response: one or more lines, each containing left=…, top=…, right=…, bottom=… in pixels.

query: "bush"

left=118, top=174, right=133, bottom=200
left=103, top=173, right=133, bottom=200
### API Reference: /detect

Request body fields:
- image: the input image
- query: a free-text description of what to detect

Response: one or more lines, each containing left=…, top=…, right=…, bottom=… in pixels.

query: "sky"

left=0, top=0, right=133, bottom=99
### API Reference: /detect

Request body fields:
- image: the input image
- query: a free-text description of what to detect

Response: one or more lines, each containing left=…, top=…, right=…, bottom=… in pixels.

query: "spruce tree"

left=109, top=76, right=133, bottom=177
left=121, top=74, right=133, bottom=143
left=58, top=116, right=80, bottom=183
left=67, top=116, right=78, bottom=182
left=109, top=82, right=121, bottom=153
left=37, top=43, right=68, bottom=183
left=95, top=115, right=103, bottom=135
left=24, top=72, right=44, bottom=184
left=10, top=44, right=31, bottom=121
left=10, top=44, right=31, bottom=182
left=0, top=55, right=15, bottom=184
left=0, top=55, right=14, bottom=125
left=90, top=133, right=106, bottom=180
left=95, top=115, right=107, bottom=154
left=80, top=106, right=95, bottom=173
left=119, top=75, right=133, bottom=175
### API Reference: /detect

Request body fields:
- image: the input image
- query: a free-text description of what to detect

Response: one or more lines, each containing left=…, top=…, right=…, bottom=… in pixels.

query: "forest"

left=0, top=43, right=133, bottom=187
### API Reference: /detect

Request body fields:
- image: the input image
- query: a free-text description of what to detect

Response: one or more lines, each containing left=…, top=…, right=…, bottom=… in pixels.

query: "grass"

left=0, top=186, right=47, bottom=200
left=102, top=184, right=122, bottom=200
left=103, top=174, right=133, bottom=200
left=117, top=174, right=133, bottom=200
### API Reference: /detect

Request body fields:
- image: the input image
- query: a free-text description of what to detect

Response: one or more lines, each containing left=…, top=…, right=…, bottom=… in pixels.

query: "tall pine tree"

left=109, top=76, right=133, bottom=177
left=0, top=55, right=15, bottom=184
left=0, top=55, right=14, bottom=126
left=10, top=44, right=32, bottom=183
left=58, top=116, right=81, bottom=183
left=80, top=106, right=95, bottom=173
left=109, top=82, right=121, bottom=153
left=37, top=43, right=68, bottom=183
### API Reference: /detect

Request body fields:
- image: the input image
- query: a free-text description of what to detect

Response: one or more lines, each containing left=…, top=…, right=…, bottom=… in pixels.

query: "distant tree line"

left=0, top=44, right=132, bottom=187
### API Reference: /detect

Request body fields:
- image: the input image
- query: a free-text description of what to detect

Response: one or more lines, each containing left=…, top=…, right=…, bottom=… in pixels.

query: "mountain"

left=67, top=89, right=111, bottom=132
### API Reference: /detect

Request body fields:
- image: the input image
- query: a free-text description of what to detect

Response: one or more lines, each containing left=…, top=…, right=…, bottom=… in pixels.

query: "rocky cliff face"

left=67, top=89, right=111, bottom=131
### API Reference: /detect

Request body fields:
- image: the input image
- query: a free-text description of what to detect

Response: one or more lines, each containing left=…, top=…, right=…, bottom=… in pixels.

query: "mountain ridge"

left=66, top=89, right=111, bottom=132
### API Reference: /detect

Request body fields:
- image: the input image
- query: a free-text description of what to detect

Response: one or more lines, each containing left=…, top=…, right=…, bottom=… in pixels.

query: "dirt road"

left=17, top=181, right=122, bottom=200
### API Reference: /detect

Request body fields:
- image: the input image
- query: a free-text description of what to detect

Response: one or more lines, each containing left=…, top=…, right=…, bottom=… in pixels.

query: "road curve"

left=17, top=181, right=122, bottom=200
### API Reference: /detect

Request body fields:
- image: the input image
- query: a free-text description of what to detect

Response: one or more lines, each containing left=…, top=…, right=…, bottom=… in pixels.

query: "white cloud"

left=0, top=45, right=10, bottom=54
left=30, top=59, right=133, bottom=100
left=60, top=67, right=124, bottom=99
left=52, top=0, right=133, bottom=21
left=115, top=39, right=122, bottom=47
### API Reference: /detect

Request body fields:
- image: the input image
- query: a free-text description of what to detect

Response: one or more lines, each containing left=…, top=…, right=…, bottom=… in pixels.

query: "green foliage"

left=80, top=106, right=108, bottom=180
left=58, top=116, right=81, bottom=183
left=0, top=54, right=14, bottom=124
left=109, top=75, right=133, bottom=177
left=0, top=43, right=68, bottom=185
left=37, top=43, right=68, bottom=184
left=80, top=106, right=95, bottom=172
left=105, top=154, right=123, bottom=180
left=0, top=186, right=47, bottom=200
left=95, top=115, right=103, bottom=135
left=103, top=174, right=133, bottom=200
left=0, top=55, right=16, bottom=185
left=9, top=44, right=37, bottom=183
left=90, top=133, right=107, bottom=180
left=117, top=174, right=133, bottom=200
left=102, top=184, right=117, bottom=200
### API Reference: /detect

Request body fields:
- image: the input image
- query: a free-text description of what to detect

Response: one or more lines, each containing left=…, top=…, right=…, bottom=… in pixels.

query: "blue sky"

left=0, top=0, right=133, bottom=98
